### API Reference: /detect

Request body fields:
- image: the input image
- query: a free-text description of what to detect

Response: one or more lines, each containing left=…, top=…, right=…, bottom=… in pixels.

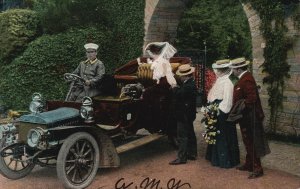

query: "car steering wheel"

left=64, top=73, right=85, bottom=86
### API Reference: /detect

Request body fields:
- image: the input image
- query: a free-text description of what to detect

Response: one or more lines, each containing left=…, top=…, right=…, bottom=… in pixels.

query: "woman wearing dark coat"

left=205, top=59, right=240, bottom=168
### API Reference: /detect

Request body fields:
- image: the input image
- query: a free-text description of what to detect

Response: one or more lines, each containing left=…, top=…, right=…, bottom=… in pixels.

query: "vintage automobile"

left=0, top=57, right=191, bottom=189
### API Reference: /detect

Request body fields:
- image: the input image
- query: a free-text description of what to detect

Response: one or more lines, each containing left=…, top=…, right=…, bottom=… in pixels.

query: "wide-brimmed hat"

left=229, top=57, right=249, bottom=68
left=84, top=43, right=99, bottom=50
left=212, top=59, right=231, bottom=69
left=176, top=64, right=195, bottom=76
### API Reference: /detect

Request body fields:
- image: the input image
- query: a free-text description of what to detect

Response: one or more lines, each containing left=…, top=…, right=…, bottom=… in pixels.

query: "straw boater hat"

left=212, top=59, right=231, bottom=69
left=84, top=43, right=99, bottom=50
left=229, top=57, right=250, bottom=68
left=176, top=64, right=195, bottom=76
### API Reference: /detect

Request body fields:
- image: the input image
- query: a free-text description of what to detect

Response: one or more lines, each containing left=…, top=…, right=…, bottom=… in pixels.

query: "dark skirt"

left=205, top=111, right=240, bottom=168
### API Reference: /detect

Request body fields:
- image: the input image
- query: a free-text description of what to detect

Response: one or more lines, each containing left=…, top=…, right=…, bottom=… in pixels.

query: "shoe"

left=248, top=171, right=264, bottom=179
left=236, top=165, right=253, bottom=172
left=169, top=159, right=186, bottom=165
left=187, top=156, right=197, bottom=160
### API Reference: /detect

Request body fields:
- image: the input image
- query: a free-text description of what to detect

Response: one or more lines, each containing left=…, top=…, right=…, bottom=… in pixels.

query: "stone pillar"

left=242, top=3, right=300, bottom=135
left=242, top=3, right=270, bottom=125
left=277, top=16, right=300, bottom=135
left=144, top=0, right=186, bottom=48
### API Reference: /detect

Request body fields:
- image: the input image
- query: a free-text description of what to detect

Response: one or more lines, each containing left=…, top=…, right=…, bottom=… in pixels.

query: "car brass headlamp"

left=80, top=97, right=94, bottom=123
left=29, top=93, right=43, bottom=113
left=27, top=128, right=46, bottom=148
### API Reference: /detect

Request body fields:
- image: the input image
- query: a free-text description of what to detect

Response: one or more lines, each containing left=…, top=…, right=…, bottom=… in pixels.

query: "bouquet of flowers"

left=201, top=101, right=220, bottom=144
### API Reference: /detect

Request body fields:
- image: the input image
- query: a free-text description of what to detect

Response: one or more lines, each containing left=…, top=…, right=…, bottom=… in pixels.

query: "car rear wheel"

left=0, top=137, right=35, bottom=179
left=57, top=132, right=100, bottom=189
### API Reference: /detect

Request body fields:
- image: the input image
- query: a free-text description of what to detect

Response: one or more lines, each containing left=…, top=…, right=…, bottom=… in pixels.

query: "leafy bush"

left=0, top=9, right=41, bottom=64
left=100, top=0, right=145, bottom=67
left=0, top=27, right=112, bottom=109
left=33, top=0, right=145, bottom=68
left=175, top=0, right=252, bottom=65
left=33, top=0, right=107, bottom=34
left=0, top=0, right=144, bottom=109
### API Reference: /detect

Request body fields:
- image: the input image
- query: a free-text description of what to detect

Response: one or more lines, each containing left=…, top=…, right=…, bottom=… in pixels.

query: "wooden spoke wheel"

left=57, top=132, right=99, bottom=189
left=0, top=137, right=35, bottom=179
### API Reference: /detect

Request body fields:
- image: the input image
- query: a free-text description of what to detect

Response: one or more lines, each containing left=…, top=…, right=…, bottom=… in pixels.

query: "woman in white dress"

left=143, top=42, right=177, bottom=87
left=140, top=42, right=177, bottom=133
left=205, top=59, right=240, bottom=168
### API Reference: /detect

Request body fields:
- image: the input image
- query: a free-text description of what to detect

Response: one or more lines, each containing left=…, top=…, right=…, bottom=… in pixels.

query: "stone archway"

left=144, top=1, right=265, bottom=71
left=144, top=0, right=300, bottom=134
left=144, top=0, right=187, bottom=47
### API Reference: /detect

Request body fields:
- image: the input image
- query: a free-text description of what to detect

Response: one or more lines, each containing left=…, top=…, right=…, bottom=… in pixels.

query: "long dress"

left=205, top=73, right=240, bottom=168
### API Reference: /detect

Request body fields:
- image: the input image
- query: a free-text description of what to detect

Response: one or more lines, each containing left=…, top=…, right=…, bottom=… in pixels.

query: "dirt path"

left=0, top=113, right=300, bottom=189
left=0, top=136, right=299, bottom=189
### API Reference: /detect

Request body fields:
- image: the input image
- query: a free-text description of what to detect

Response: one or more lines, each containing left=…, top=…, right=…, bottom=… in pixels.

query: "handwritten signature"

left=114, top=177, right=191, bottom=189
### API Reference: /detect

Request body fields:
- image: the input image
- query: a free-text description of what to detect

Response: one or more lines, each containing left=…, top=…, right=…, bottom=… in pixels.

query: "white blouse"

left=147, top=57, right=177, bottom=86
left=207, top=73, right=233, bottom=113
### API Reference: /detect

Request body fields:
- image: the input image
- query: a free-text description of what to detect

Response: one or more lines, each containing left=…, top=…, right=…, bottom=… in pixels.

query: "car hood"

left=18, top=107, right=80, bottom=125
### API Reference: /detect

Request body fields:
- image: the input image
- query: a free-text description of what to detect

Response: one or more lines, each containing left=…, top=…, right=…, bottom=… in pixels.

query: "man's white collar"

left=238, top=71, right=247, bottom=79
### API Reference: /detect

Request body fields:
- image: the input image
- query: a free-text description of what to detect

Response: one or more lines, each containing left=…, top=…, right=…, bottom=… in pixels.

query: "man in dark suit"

left=169, top=64, right=197, bottom=165
left=230, top=57, right=270, bottom=178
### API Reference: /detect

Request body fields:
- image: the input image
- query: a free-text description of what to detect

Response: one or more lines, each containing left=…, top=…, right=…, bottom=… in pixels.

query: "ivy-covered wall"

left=242, top=2, right=300, bottom=136
left=268, top=17, right=300, bottom=136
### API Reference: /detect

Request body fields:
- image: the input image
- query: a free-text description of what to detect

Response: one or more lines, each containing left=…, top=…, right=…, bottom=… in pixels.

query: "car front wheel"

left=0, top=137, right=35, bottom=179
left=57, top=132, right=100, bottom=189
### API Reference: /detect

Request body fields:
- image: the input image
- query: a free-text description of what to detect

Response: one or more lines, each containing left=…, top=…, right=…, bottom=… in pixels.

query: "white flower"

left=200, top=106, right=206, bottom=113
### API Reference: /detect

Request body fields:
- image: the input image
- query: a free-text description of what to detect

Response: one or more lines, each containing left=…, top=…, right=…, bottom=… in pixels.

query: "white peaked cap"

left=84, top=43, right=99, bottom=50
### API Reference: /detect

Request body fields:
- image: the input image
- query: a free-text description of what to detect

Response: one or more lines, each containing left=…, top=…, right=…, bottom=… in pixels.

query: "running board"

left=116, top=133, right=164, bottom=154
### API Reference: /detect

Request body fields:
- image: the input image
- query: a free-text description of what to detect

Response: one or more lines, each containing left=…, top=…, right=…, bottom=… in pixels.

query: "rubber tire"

left=56, top=132, right=100, bottom=189
left=0, top=137, right=35, bottom=179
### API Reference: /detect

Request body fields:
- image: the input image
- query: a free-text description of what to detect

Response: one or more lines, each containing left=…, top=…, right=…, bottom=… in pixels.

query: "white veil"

left=144, top=42, right=177, bottom=60
left=143, top=42, right=177, bottom=86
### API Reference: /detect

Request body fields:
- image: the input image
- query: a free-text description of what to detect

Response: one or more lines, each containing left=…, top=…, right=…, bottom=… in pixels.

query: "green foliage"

left=32, top=0, right=144, bottom=70
left=0, top=0, right=144, bottom=109
left=0, top=9, right=41, bottom=64
left=0, top=27, right=112, bottom=109
left=175, top=0, right=252, bottom=64
left=33, top=0, right=107, bottom=34
left=100, top=0, right=145, bottom=67
left=243, top=0, right=294, bottom=132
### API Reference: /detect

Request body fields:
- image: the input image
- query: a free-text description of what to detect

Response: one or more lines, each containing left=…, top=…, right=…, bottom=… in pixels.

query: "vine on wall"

left=242, top=0, right=299, bottom=132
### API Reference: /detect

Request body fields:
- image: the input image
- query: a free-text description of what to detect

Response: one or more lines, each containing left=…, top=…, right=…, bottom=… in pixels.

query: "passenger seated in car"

left=67, top=43, right=105, bottom=102
left=142, top=42, right=177, bottom=87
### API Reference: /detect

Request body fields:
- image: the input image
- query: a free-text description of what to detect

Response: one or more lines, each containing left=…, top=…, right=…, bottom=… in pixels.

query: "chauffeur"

left=169, top=64, right=197, bottom=165
left=69, top=43, right=105, bottom=102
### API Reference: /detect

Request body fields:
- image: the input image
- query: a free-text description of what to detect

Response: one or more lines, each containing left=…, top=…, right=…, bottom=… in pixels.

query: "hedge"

left=0, top=9, right=41, bottom=64
left=0, top=0, right=145, bottom=109
left=100, top=0, right=145, bottom=67
left=0, top=27, right=112, bottom=109
left=33, top=0, right=145, bottom=69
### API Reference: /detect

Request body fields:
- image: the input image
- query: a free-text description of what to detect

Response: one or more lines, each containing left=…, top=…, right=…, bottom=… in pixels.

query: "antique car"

left=0, top=57, right=191, bottom=189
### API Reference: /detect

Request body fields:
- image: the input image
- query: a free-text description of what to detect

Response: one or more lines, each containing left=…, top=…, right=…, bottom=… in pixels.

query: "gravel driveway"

left=0, top=113, right=299, bottom=189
